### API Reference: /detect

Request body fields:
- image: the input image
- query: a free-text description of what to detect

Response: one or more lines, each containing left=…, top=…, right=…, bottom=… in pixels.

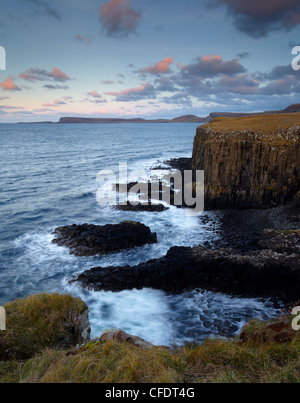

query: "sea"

left=0, top=123, right=281, bottom=346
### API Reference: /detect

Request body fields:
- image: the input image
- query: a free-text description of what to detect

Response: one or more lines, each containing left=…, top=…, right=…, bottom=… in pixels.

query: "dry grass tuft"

left=0, top=294, right=88, bottom=360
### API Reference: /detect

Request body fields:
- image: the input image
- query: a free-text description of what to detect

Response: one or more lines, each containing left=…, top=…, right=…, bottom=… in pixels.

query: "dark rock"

left=259, top=229, right=300, bottom=254
left=52, top=222, right=157, bottom=257
left=99, top=329, right=155, bottom=349
left=163, top=158, right=192, bottom=172
left=115, top=204, right=168, bottom=212
left=151, top=158, right=192, bottom=172
left=211, top=205, right=300, bottom=252
left=73, top=244, right=300, bottom=303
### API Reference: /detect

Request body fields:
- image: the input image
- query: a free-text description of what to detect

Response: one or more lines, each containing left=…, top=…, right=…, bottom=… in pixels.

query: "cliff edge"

left=192, top=113, right=300, bottom=209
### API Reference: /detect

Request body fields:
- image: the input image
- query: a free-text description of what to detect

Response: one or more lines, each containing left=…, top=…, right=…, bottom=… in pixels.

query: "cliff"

left=192, top=113, right=300, bottom=209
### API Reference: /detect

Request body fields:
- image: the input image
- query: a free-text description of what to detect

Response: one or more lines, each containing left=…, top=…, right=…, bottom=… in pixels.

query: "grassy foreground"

left=0, top=294, right=299, bottom=383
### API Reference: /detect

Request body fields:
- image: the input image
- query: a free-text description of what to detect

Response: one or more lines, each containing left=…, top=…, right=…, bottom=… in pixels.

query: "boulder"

left=99, top=329, right=154, bottom=349
left=52, top=222, right=157, bottom=257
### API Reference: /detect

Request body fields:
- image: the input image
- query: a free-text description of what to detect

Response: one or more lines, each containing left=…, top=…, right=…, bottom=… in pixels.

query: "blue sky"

left=0, top=0, right=300, bottom=122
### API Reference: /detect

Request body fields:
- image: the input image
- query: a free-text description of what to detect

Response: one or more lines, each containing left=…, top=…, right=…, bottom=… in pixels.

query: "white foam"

left=65, top=283, right=172, bottom=345
left=64, top=281, right=282, bottom=346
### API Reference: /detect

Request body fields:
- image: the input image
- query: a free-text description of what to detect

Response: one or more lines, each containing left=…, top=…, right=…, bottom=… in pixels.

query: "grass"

left=0, top=294, right=88, bottom=360
left=2, top=328, right=298, bottom=383
left=206, top=113, right=300, bottom=133
left=0, top=294, right=299, bottom=383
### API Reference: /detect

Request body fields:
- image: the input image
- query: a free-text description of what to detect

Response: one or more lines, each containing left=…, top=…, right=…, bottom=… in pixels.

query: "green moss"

left=278, top=229, right=300, bottom=237
left=0, top=294, right=88, bottom=360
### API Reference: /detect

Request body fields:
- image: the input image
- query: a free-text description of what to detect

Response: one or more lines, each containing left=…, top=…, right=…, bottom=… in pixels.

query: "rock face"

left=192, top=114, right=300, bottom=209
left=52, top=222, right=157, bottom=257
left=73, top=230, right=300, bottom=302
left=99, top=329, right=154, bottom=349
left=240, top=318, right=296, bottom=345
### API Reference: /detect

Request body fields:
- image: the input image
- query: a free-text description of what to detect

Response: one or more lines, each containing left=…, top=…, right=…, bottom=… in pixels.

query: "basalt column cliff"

left=192, top=114, right=300, bottom=209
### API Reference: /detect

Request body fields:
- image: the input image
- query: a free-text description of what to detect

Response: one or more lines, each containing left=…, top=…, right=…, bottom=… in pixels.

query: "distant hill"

left=58, top=117, right=169, bottom=124
left=170, top=115, right=208, bottom=123
left=276, top=103, right=300, bottom=114
left=17, top=103, right=300, bottom=124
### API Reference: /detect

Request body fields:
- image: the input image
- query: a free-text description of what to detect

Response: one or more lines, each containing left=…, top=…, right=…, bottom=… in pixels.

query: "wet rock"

left=259, top=229, right=300, bottom=254
left=115, top=204, right=168, bottom=212
left=152, top=157, right=192, bottom=172
left=73, top=245, right=300, bottom=302
left=52, top=222, right=157, bottom=257
left=163, top=158, right=192, bottom=172
left=115, top=157, right=195, bottom=210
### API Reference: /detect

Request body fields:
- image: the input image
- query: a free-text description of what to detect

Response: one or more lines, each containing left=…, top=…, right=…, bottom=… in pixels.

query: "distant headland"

left=17, top=103, right=300, bottom=124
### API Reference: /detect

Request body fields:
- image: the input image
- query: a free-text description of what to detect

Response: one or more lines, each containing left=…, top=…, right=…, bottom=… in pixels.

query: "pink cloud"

left=19, top=67, right=71, bottom=83
left=0, top=77, right=21, bottom=92
left=100, top=0, right=140, bottom=38
left=202, top=55, right=222, bottom=62
left=42, top=99, right=67, bottom=107
left=139, top=57, right=174, bottom=76
left=88, top=90, right=103, bottom=98
left=51, top=67, right=70, bottom=82
left=106, top=83, right=156, bottom=102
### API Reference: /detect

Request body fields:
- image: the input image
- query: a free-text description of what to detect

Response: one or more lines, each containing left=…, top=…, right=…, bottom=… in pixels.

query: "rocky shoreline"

left=73, top=227, right=299, bottom=303
left=56, top=116, right=300, bottom=306
left=55, top=161, right=300, bottom=304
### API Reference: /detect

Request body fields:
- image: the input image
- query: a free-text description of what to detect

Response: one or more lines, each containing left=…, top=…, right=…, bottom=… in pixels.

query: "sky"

left=0, top=0, right=300, bottom=122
